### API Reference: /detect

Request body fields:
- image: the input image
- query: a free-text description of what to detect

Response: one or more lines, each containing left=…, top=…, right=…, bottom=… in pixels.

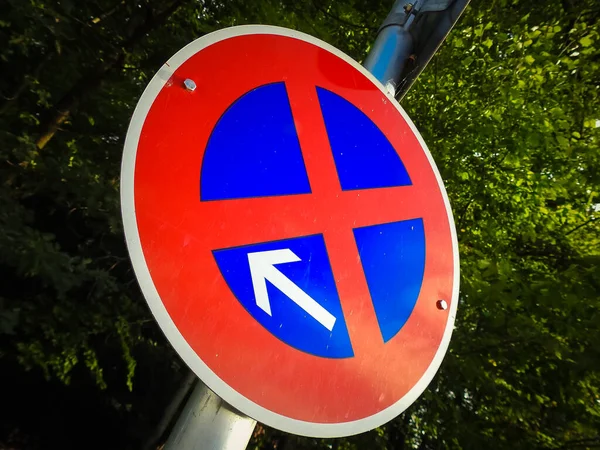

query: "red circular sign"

left=121, top=26, right=459, bottom=437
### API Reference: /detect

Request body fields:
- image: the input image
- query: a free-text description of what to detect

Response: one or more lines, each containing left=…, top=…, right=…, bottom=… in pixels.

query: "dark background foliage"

left=1, top=0, right=598, bottom=449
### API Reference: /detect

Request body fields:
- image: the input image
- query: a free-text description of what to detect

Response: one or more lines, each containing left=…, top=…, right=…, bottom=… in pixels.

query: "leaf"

left=556, top=135, right=570, bottom=148
left=478, top=259, right=492, bottom=269
left=579, top=36, right=593, bottom=47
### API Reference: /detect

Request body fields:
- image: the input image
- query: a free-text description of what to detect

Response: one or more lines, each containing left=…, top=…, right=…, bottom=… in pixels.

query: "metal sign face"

left=121, top=26, right=459, bottom=438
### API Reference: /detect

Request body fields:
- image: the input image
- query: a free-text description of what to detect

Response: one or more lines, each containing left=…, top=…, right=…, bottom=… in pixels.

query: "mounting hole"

left=436, top=299, right=448, bottom=311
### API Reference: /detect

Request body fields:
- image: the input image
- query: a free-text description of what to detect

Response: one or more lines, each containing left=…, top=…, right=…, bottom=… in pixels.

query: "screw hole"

left=436, top=299, right=448, bottom=311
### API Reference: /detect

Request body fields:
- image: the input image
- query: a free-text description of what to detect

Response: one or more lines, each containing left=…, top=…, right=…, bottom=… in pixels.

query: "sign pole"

left=163, top=381, right=257, bottom=450
left=363, top=0, right=417, bottom=96
left=363, top=0, right=470, bottom=99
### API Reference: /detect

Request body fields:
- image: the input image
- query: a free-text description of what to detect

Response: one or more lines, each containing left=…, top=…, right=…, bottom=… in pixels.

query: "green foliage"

left=392, top=1, right=600, bottom=449
left=0, top=0, right=599, bottom=449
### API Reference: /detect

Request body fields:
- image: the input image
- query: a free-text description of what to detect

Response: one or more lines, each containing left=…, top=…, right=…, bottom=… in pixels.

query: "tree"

left=1, top=0, right=598, bottom=449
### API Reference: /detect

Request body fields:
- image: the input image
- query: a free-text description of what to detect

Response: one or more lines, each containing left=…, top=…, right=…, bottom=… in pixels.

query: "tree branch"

left=313, top=2, right=377, bottom=31
left=35, top=0, right=191, bottom=150
left=89, top=0, right=127, bottom=25
left=564, top=217, right=597, bottom=236
left=0, top=51, right=54, bottom=116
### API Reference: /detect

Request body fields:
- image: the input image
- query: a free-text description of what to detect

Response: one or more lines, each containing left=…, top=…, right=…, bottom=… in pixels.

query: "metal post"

left=363, top=0, right=470, bottom=99
left=363, top=0, right=417, bottom=96
left=163, top=381, right=257, bottom=450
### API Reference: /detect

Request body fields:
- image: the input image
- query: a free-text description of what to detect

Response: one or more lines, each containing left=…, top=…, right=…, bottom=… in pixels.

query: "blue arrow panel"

left=316, top=86, right=412, bottom=191
left=213, top=235, right=353, bottom=358
left=201, top=82, right=311, bottom=201
left=353, top=218, right=425, bottom=342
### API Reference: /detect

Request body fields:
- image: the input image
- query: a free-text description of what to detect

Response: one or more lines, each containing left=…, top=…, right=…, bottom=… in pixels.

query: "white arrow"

left=247, top=249, right=337, bottom=331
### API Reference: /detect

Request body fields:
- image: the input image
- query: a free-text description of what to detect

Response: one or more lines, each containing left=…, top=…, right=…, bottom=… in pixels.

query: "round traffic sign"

left=121, top=25, right=459, bottom=437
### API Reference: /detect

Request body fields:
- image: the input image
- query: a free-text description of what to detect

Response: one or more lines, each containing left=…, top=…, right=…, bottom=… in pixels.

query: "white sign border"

left=121, top=25, right=460, bottom=438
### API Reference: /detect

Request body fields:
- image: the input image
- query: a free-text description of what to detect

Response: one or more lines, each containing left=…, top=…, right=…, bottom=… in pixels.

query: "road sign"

left=121, top=25, right=459, bottom=438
